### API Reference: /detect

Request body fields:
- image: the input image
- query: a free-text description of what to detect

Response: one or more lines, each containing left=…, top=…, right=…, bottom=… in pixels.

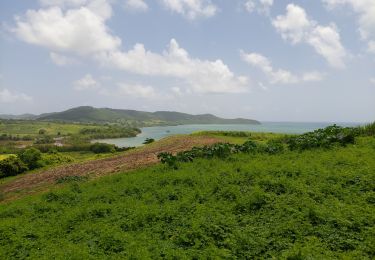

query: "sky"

left=0, top=0, right=374, bottom=122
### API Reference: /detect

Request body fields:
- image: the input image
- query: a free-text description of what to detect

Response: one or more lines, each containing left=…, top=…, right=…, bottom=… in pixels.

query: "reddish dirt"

left=0, top=135, right=221, bottom=202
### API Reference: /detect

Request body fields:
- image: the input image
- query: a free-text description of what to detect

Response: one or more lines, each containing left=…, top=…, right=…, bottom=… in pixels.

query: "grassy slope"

left=0, top=121, right=99, bottom=137
left=0, top=137, right=374, bottom=259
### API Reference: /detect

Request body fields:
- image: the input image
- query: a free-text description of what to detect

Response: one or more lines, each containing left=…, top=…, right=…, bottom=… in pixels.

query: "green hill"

left=36, top=106, right=260, bottom=126
left=0, top=133, right=373, bottom=258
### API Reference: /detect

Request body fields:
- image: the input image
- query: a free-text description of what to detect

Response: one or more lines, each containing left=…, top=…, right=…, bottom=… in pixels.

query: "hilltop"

left=5, top=106, right=260, bottom=126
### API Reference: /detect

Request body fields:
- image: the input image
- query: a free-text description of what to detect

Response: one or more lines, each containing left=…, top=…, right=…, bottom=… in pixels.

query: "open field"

left=0, top=135, right=374, bottom=258
left=0, top=135, right=221, bottom=202
left=0, top=120, right=98, bottom=137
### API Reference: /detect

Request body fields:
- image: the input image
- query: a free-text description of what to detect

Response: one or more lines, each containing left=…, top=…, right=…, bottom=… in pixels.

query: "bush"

left=90, top=143, right=116, bottom=154
left=0, top=156, right=28, bottom=178
left=18, top=148, right=43, bottom=170
left=143, top=138, right=155, bottom=144
left=286, top=125, right=358, bottom=151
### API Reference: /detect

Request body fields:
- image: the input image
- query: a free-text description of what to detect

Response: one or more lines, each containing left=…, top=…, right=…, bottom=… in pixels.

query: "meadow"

left=0, top=125, right=374, bottom=259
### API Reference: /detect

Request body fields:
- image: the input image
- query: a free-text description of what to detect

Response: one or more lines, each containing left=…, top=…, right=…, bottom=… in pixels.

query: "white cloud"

left=11, top=2, right=120, bottom=55
left=323, top=0, right=375, bottom=41
left=306, top=24, right=347, bottom=69
left=74, top=74, right=99, bottom=90
left=49, top=52, right=77, bottom=66
left=272, top=4, right=312, bottom=44
left=272, top=4, right=347, bottom=68
left=370, top=78, right=375, bottom=85
left=124, top=0, right=148, bottom=12
left=244, top=0, right=273, bottom=15
left=97, top=39, right=250, bottom=93
left=0, top=89, right=33, bottom=103
left=241, top=51, right=324, bottom=84
left=39, top=0, right=88, bottom=7
left=161, top=0, right=217, bottom=20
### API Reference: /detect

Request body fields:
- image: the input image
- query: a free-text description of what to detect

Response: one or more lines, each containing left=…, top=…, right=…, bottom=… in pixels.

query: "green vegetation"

left=0, top=119, right=139, bottom=156
left=0, top=125, right=374, bottom=258
left=35, top=106, right=260, bottom=126
left=143, top=138, right=155, bottom=144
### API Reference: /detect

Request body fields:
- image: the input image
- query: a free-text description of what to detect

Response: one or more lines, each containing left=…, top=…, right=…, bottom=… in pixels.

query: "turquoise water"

left=95, top=122, right=362, bottom=147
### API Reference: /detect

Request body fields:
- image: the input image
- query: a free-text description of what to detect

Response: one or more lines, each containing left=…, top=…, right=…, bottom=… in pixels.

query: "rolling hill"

left=34, top=106, right=260, bottom=126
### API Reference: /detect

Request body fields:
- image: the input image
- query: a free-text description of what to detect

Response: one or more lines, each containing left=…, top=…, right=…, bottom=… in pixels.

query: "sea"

left=94, top=122, right=363, bottom=148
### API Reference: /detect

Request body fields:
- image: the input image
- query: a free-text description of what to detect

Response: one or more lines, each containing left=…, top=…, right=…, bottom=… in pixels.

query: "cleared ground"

left=0, top=135, right=221, bottom=202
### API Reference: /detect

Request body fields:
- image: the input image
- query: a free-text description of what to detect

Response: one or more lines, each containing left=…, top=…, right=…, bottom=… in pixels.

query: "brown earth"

left=0, top=135, right=221, bottom=202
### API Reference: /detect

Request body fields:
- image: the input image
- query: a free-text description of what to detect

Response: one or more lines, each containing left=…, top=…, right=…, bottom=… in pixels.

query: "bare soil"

left=0, top=135, right=221, bottom=202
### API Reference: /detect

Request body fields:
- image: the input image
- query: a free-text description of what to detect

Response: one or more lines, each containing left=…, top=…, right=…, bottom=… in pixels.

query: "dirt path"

left=0, top=135, right=221, bottom=202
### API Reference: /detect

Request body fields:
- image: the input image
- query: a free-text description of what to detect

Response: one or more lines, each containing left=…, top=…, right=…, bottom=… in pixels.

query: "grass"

left=193, top=130, right=289, bottom=144
left=0, top=136, right=374, bottom=259
left=0, top=120, right=98, bottom=137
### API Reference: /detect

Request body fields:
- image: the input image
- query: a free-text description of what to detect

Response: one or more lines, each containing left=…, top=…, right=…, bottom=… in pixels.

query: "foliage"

left=90, top=143, right=116, bottom=154
left=18, top=148, right=42, bottom=170
left=158, top=140, right=283, bottom=169
left=0, top=137, right=374, bottom=258
left=34, top=135, right=54, bottom=144
left=361, top=122, right=375, bottom=137
left=143, top=138, right=155, bottom=144
left=286, top=125, right=359, bottom=150
left=0, top=156, right=28, bottom=178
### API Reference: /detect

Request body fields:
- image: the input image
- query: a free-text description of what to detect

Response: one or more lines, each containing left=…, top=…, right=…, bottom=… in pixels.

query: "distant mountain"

left=36, top=106, right=261, bottom=126
left=0, top=114, right=37, bottom=120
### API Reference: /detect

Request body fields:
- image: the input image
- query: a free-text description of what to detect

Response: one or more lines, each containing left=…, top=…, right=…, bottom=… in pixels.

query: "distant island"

left=0, top=106, right=260, bottom=127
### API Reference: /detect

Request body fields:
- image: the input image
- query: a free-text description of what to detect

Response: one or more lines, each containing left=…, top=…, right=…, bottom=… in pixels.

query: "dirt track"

left=0, top=135, right=221, bottom=201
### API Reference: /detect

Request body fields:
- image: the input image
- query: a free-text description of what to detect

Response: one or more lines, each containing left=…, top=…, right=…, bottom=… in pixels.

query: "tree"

left=19, top=148, right=42, bottom=169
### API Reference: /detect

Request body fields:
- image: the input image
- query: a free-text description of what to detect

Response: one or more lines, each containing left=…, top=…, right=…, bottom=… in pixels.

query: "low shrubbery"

left=18, top=147, right=43, bottom=170
left=90, top=143, right=116, bottom=154
left=0, top=156, right=28, bottom=178
left=143, top=138, right=155, bottom=144
left=158, top=139, right=284, bottom=169
left=286, top=125, right=359, bottom=150
left=158, top=125, right=367, bottom=168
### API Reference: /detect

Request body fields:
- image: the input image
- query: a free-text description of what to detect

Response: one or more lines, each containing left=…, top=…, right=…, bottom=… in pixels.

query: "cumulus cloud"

left=0, top=88, right=33, bottom=103
left=244, top=0, right=273, bottom=15
left=124, top=0, right=148, bottom=12
left=11, top=1, right=120, bottom=55
left=97, top=39, right=250, bottom=93
left=161, top=0, right=217, bottom=20
left=241, top=51, right=324, bottom=84
left=272, top=4, right=347, bottom=68
left=74, top=74, right=100, bottom=90
left=323, top=0, right=375, bottom=46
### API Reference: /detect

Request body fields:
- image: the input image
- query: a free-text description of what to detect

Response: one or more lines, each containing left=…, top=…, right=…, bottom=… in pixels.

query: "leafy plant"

left=18, top=147, right=42, bottom=169
left=0, top=156, right=28, bottom=178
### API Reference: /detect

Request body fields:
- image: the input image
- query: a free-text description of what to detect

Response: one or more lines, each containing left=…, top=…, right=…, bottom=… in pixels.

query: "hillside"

left=0, top=132, right=374, bottom=258
left=36, top=106, right=260, bottom=126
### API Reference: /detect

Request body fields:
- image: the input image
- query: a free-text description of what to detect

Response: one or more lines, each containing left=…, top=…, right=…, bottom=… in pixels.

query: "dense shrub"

left=143, top=138, right=155, bottom=144
left=90, top=143, right=116, bottom=154
left=286, top=125, right=359, bottom=151
left=34, top=136, right=54, bottom=144
left=18, top=148, right=43, bottom=169
left=0, top=156, right=28, bottom=178
left=158, top=140, right=280, bottom=168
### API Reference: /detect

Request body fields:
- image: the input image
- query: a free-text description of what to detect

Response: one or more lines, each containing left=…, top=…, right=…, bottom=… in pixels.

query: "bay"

left=94, top=122, right=362, bottom=147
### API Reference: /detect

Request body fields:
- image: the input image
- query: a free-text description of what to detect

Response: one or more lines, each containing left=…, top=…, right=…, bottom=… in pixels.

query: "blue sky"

left=0, top=0, right=374, bottom=122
